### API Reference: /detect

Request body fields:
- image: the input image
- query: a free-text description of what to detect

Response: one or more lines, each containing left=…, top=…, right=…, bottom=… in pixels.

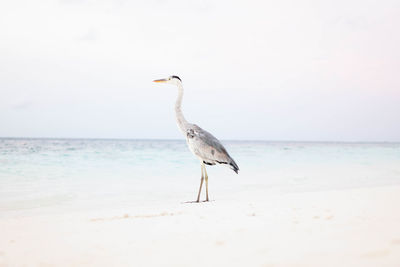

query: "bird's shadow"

left=182, top=200, right=215, bottom=204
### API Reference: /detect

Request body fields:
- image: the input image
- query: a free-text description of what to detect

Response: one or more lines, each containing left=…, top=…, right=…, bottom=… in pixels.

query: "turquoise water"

left=0, top=138, right=399, bottom=217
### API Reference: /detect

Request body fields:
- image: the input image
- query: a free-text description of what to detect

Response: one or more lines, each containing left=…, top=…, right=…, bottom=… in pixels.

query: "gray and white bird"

left=154, top=75, right=239, bottom=202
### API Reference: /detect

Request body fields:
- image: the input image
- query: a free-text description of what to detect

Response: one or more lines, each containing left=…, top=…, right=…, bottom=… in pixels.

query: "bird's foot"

left=182, top=200, right=200, bottom=204
left=182, top=200, right=212, bottom=204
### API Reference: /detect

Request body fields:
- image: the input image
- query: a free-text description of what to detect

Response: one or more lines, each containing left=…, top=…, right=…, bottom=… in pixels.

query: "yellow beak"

left=153, top=78, right=168, bottom=83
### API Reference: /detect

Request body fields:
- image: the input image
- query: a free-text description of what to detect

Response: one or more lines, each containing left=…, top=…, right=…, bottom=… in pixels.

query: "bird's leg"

left=204, top=165, right=209, bottom=201
left=196, top=164, right=204, bottom=202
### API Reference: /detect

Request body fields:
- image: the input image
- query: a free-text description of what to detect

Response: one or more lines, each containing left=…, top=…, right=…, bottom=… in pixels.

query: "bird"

left=153, top=75, right=239, bottom=202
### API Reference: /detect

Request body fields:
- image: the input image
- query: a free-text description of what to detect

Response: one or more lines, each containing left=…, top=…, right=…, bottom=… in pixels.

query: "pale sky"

left=0, top=0, right=399, bottom=141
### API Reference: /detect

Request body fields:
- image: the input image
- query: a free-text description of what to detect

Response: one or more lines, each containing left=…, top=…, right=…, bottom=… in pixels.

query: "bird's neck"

left=175, top=82, right=190, bottom=133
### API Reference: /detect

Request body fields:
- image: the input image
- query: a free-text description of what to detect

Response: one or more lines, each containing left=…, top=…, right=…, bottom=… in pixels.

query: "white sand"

left=1, top=185, right=400, bottom=267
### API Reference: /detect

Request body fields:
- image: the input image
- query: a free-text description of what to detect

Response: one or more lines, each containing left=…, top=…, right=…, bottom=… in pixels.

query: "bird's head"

left=153, top=75, right=182, bottom=85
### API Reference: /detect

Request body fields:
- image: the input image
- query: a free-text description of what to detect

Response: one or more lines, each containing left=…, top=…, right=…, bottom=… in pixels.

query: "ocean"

left=0, top=138, right=399, bottom=218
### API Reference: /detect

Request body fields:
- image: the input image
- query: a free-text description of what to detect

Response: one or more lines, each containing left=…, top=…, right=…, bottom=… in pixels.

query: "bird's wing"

left=186, top=124, right=239, bottom=173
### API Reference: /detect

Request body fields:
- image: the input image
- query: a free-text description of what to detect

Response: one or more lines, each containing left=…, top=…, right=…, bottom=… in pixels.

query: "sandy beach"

left=1, top=184, right=399, bottom=267
left=2, top=0, right=400, bottom=265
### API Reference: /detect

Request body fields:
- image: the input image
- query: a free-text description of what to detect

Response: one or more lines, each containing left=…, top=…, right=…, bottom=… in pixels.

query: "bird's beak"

left=153, top=78, right=168, bottom=83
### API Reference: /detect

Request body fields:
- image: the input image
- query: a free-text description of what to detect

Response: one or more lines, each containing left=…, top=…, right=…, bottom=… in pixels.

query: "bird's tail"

left=229, top=159, right=239, bottom=174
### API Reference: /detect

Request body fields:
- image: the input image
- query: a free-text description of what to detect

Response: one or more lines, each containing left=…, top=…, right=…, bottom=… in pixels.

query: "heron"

left=153, top=75, right=239, bottom=202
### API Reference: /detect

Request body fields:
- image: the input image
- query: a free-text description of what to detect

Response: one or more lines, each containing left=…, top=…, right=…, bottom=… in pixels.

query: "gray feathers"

left=169, top=75, right=239, bottom=175
left=186, top=124, right=239, bottom=174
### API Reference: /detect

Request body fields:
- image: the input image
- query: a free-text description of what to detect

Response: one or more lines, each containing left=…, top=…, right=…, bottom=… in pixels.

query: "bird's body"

left=185, top=124, right=239, bottom=173
left=154, top=75, right=239, bottom=202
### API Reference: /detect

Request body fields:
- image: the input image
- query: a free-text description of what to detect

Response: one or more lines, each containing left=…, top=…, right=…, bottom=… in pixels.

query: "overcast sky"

left=0, top=0, right=399, bottom=141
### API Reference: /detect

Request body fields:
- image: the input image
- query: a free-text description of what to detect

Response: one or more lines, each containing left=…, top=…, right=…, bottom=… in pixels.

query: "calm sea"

left=0, top=138, right=399, bottom=217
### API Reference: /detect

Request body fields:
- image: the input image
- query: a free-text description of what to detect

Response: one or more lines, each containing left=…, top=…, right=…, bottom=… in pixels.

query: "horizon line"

left=0, top=136, right=399, bottom=144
